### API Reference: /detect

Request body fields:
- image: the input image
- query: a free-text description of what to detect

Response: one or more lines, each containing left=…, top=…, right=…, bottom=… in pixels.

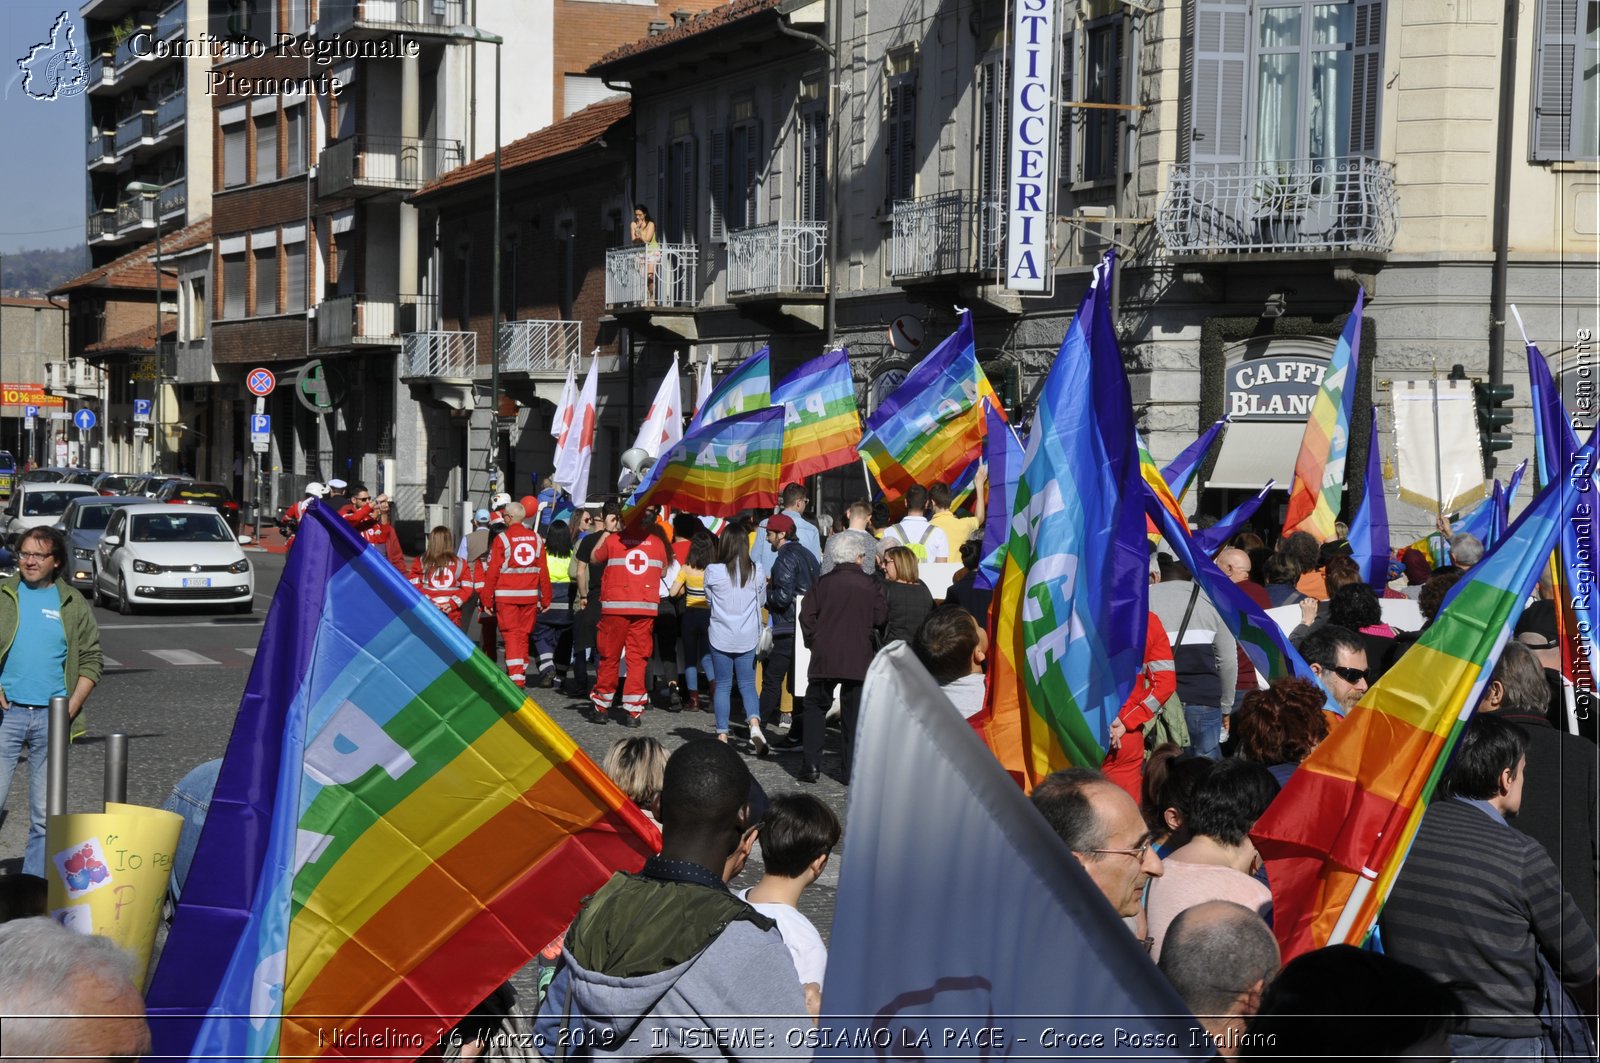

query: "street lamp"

left=127, top=179, right=169, bottom=474
left=448, top=25, right=504, bottom=492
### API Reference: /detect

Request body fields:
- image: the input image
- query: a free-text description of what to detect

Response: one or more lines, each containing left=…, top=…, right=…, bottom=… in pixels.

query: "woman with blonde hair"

left=879, top=544, right=934, bottom=647
left=599, top=736, right=668, bottom=827
left=408, top=525, right=471, bottom=624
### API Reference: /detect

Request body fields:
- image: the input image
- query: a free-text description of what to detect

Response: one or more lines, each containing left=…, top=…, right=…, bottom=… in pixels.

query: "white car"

left=93, top=504, right=254, bottom=615
left=4, top=482, right=98, bottom=547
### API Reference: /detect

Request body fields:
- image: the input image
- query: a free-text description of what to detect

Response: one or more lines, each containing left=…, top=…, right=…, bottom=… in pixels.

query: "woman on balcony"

left=630, top=204, right=659, bottom=306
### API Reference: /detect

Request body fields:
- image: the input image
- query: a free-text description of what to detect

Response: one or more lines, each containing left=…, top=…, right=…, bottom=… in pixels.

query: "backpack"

left=893, top=521, right=938, bottom=561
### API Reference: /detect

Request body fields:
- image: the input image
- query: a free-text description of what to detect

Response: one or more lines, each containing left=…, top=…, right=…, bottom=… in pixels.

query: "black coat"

left=880, top=579, right=934, bottom=646
left=799, top=563, right=888, bottom=681
left=1500, top=709, right=1600, bottom=936
left=766, top=540, right=820, bottom=634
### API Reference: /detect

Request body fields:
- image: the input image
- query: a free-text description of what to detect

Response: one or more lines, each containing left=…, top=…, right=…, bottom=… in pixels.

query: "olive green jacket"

left=0, top=575, right=104, bottom=699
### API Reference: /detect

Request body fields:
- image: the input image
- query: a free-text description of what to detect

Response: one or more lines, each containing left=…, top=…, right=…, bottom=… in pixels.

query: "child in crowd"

left=911, top=604, right=988, bottom=723
left=738, top=793, right=841, bottom=1018
left=599, top=736, right=668, bottom=830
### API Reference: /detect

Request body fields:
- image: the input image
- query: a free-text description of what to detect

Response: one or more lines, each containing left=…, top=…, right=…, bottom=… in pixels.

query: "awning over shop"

left=1204, top=420, right=1305, bottom=490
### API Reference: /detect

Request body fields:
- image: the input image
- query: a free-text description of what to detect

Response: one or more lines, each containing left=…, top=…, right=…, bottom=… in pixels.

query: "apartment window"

left=221, top=247, right=246, bottom=319
left=1532, top=0, right=1600, bottom=160
left=255, top=113, right=279, bottom=183
left=222, top=116, right=247, bottom=189
left=1059, top=28, right=1076, bottom=188
left=285, top=104, right=307, bottom=176
left=726, top=99, right=763, bottom=232
left=977, top=53, right=1006, bottom=207
left=284, top=233, right=307, bottom=314
left=184, top=277, right=207, bottom=340
left=886, top=51, right=917, bottom=205
left=798, top=101, right=827, bottom=222
left=660, top=115, right=696, bottom=243
left=1082, top=19, right=1123, bottom=181
left=253, top=233, right=278, bottom=316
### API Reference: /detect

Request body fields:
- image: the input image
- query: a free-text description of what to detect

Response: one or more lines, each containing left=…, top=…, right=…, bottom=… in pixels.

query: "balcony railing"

left=726, top=221, right=827, bottom=297
left=500, top=320, right=582, bottom=373
left=317, top=0, right=467, bottom=34
left=402, top=331, right=478, bottom=378
left=114, top=196, right=154, bottom=235
left=156, top=91, right=185, bottom=133
left=317, top=135, right=465, bottom=197
left=318, top=293, right=438, bottom=347
left=114, top=27, right=150, bottom=72
left=114, top=112, right=154, bottom=154
left=155, top=2, right=185, bottom=41
left=88, top=213, right=117, bottom=241
left=86, top=131, right=115, bottom=166
left=605, top=243, right=699, bottom=309
left=157, top=179, right=186, bottom=220
left=88, top=53, right=113, bottom=90
left=1155, top=157, right=1400, bottom=255
left=889, top=193, right=1003, bottom=280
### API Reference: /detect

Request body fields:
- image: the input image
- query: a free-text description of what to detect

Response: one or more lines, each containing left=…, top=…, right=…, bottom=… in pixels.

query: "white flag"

left=631, top=355, right=683, bottom=459
left=695, top=356, right=713, bottom=415
left=821, top=644, right=1208, bottom=1058
left=553, top=357, right=599, bottom=506
left=550, top=358, right=577, bottom=440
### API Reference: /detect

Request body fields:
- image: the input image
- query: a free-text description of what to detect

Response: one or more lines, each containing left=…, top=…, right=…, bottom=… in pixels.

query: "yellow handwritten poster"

left=45, top=803, right=182, bottom=989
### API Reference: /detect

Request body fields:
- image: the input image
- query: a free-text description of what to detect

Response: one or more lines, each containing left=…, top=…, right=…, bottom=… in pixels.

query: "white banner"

left=1392, top=379, right=1487, bottom=513
left=553, top=358, right=599, bottom=506
left=1005, top=0, right=1057, bottom=291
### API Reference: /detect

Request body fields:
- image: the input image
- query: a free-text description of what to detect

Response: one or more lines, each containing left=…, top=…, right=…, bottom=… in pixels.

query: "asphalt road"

left=0, top=552, right=848, bottom=947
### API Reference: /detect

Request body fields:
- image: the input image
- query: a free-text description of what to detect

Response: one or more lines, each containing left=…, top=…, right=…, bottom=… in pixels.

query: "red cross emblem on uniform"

left=624, top=548, right=651, bottom=575
left=429, top=569, right=454, bottom=589
left=512, top=541, right=537, bottom=567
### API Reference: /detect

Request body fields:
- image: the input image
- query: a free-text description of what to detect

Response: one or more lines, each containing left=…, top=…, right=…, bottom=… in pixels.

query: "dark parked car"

left=18, top=466, right=97, bottom=486
left=127, top=473, right=193, bottom=498
left=153, top=480, right=241, bottom=534
left=92, top=472, right=142, bottom=496
left=56, top=495, right=145, bottom=592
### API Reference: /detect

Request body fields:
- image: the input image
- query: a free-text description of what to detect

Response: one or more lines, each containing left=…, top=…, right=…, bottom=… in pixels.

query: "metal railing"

left=157, top=179, right=186, bottom=220
left=605, top=243, right=699, bottom=308
left=113, top=196, right=154, bottom=235
left=317, top=135, right=465, bottom=197
left=114, top=112, right=154, bottom=154
left=114, top=28, right=150, bottom=72
left=88, top=54, right=113, bottom=89
left=318, top=293, right=438, bottom=347
left=86, top=131, right=115, bottom=165
left=318, top=0, right=467, bottom=34
left=1155, top=157, right=1400, bottom=255
left=500, top=320, right=582, bottom=373
left=156, top=91, right=185, bottom=132
left=402, top=331, right=479, bottom=378
left=889, top=192, right=1003, bottom=280
left=726, top=221, right=827, bottom=297
left=88, top=213, right=116, bottom=240
left=155, top=2, right=185, bottom=41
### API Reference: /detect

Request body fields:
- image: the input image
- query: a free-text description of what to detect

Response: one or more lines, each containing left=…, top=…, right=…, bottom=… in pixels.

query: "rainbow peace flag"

left=1251, top=451, right=1590, bottom=960
left=146, top=505, right=658, bottom=1060
left=1283, top=290, right=1364, bottom=541
left=859, top=312, right=998, bottom=502
left=1140, top=430, right=1187, bottom=532
left=985, top=254, right=1148, bottom=789
left=687, top=347, right=771, bottom=433
left=771, top=348, right=862, bottom=482
left=975, top=397, right=1022, bottom=591
left=1162, top=417, right=1231, bottom=502
left=628, top=406, right=785, bottom=518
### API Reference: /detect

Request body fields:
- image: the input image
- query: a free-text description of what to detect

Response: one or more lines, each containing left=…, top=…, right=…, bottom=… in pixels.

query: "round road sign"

left=73, top=408, right=97, bottom=431
left=888, top=316, right=925, bottom=353
left=247, top=367, right=277, bottom=396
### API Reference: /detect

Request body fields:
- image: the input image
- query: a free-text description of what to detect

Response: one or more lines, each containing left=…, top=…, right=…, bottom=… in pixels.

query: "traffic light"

left=1474, top=379, right=1514, bottom=467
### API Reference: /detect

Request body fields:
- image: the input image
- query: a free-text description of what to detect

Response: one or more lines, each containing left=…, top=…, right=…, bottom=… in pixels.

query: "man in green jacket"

left=0, top=526, right=102, bottom=875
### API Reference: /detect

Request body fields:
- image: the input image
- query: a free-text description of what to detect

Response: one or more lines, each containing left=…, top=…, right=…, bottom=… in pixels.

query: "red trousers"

left=592, top=614, right=654, bottom=717
left=497, top=603, right=539, bottom=687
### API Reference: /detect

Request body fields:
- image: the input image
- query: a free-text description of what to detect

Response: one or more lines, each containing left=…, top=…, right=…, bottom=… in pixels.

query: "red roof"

left=1, top=297, right=59, bottom=309
left=50, top=217, right=213, bottom=295
left=414, top=97, right=630, bottom=201
left=593, top=0, right=781, bottom=69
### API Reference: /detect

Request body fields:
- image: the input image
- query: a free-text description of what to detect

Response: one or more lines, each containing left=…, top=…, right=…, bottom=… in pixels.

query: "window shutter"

left=745, top=118, right=763, bottom=226
left=223, top=254, right=246, bottom=319
left=709, top=129, right=727, bottom=240
left=978, top=58, right=1005, bottom=203
left=224, top=125, right=247, bottom=188
left=284, top=241, right=307, bottom=313
left=1348, top=0, right=1384, bottom=157
left=1189, top=0, right=1249, bottom=166
left=686, top=136, right=698, bottom=242
left=256, top=114, right=278, bottom=183
left=657, top=144, right=668, bottom=241
left=1531, top=0, right=1578, bottom=160
left=1060, top=32, right=1075, bottom=184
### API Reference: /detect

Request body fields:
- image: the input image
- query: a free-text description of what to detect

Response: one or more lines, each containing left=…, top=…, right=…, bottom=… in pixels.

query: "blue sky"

left=1, top=3, right=88, bottom=255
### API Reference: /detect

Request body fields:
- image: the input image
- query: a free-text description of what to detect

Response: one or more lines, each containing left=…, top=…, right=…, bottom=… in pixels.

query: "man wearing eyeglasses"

left=0, top=527, right=103, bottom=876
left=1031, top=767, right=1165, bottom=923
left=1298, top=625, right=1370, bottom=714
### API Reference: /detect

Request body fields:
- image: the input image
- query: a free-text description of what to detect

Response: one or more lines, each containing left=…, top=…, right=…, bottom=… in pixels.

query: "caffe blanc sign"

left=1005, top=0, right=1056, bottom=291
left=1227, top=356, right=1330, bottom=420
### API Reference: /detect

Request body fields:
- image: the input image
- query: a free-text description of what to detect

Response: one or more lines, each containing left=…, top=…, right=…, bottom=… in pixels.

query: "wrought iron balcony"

left=114, top=112, right=154, bottom=155
left=726, top=221, right=827, bottom=298
left=500, top=320, right=582, bottom=374
left=157, top=179, right=186, bottom=221
left=317, top=0, right=467, bottom=35
left=606, top=244, right=700, bottom=309
left=889, top=193, right=1003, bottom=281
left=317, top=135, right=465, bottom=198
left=86, top=131, right=116, bottom=168
left=402, top=330, right=478, bottom=379
left=156, top=91, right=185, bottom=133
left=1156, top=157, right=1400, bottom=255
left=318, top=293, right=437, bottom=348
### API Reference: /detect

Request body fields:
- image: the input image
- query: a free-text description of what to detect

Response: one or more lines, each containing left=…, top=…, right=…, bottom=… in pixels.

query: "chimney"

left=671, top=8, right=691, bottom=25
left=648, top=18, right=670, bottom=33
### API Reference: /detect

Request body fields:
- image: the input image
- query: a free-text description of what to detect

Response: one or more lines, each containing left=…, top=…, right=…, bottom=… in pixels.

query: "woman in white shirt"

left=702, top=525, right=767, bottom=752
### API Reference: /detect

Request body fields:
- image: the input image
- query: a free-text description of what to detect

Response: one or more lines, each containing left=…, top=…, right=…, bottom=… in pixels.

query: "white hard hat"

left=327, top=478, right=348, bottom=490
left=491, top=492, right=512, bottom=509
left=305, top=482, right=326, bottom=498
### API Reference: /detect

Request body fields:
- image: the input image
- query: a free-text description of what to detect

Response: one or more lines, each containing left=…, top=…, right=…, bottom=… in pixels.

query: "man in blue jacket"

left=760, top=515, right=819, bottom=751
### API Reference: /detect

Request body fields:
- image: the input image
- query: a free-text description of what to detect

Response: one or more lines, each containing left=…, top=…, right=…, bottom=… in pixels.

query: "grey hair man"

left=502, top=501, right=527, bottom=526
left=822, top=501, right=878, bottom=576
left=1031, top=767, right=1164, bottom=920
left=1158, top=900, right=1281, bottom=1058
left=1450, top=533, right=1485, bottom=569
left=0, top=917, right=151, bottom=1060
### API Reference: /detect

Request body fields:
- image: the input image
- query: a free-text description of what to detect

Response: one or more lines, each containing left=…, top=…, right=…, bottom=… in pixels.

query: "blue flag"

left=975, top=397, right=1022, bottom=591
left=1194, top=480, right=1276, bottom=557
left=1162, top=417, right=1231, bottom=502
left=1348, top=409, right=1391, bottom=589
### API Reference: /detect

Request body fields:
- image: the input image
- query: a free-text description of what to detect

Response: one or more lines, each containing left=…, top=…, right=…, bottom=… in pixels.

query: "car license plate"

left=183, top=577, right=211, bottom=588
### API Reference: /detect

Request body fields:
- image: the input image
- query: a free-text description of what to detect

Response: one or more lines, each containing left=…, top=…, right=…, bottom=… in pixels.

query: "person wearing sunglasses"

left=0, top=526, right=103, bottom=876
left=1298, top=624, right=1371, bottom=714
